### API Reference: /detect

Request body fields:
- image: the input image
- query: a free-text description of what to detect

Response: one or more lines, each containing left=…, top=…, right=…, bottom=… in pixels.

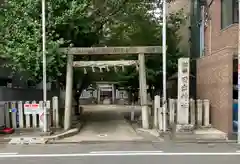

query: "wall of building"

left=204, top=0, right=238, bottom=56
left=197, top=48, right=233, bottom=134
left=196, top=0, right=237, bottom=133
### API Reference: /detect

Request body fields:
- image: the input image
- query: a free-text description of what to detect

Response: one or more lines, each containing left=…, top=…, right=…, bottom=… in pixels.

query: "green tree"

left=100, top=4, right=186, bottom=94
left=0, top=0, right=185, bottom=92
left=0, top=0, right=130, bottom=84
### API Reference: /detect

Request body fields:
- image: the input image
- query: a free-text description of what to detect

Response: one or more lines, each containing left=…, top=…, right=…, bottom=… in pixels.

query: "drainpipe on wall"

left=199, top=5, right=205, bottom=57
left=189, top=0, right=200, bottom=99
left=207, top=0, right=213, bottom=56
left=209, top=18, right=212, bottom=55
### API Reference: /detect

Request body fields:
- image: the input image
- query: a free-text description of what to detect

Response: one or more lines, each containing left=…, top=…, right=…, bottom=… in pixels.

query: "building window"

left=221, top=0, right=239, bottom=29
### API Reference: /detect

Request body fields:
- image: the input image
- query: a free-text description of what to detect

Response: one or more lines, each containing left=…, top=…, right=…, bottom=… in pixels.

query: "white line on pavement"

left=90, top=151, right=163, bottom=154
left=0, top=153, right=19, bottom=155
left=0, top=152, right=240, bottom=158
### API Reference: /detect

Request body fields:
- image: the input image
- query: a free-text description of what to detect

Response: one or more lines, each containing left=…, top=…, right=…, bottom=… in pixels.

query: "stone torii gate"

left=61, top=46, right=162, bottom=130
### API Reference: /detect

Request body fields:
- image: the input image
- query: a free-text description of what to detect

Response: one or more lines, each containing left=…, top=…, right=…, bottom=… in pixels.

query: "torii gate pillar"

left=64, top=54, right=74, bottom=130
left=138, top=53, right=149, bottom=129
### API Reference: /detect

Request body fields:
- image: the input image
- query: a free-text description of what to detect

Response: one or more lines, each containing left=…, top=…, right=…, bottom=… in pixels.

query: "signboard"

left=8, top=107, right=19, bottom=127
left=9, top=108, right=17, bottom=113
left=177, top=58, right=190, bottom=124
left=24, top=104, right=43, bottom=114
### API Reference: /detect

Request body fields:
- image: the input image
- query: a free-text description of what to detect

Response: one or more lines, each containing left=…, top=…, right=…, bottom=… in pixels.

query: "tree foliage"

left=100, top=2, right=186, bottom=90
left=0, top=0, right=186, bottom=90
left=0, top=0, right=128, bottom=83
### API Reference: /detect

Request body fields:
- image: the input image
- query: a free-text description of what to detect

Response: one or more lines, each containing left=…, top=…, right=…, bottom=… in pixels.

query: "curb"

left=47, top=140, right=164, bottom=144
left=166, top=132, right=229, bottom=143
left=45, top=122, right=83, bottom=143
left=2, top=122, right=84, bottom=145
left=172, top=139, right=238, bottom=144
left=0, top=138, right=11, bottom=144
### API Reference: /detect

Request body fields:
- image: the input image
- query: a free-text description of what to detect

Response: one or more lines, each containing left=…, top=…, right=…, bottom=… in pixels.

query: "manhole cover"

left=97, top=134, right=108, bottom=137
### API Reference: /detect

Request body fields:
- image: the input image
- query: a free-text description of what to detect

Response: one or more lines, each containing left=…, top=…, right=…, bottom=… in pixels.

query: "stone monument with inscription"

left=176, top=58, right=193, bottom=132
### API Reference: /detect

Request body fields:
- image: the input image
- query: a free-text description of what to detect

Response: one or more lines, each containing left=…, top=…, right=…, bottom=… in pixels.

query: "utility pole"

left=42, top=0, right=48, bottom=132
left=237, top=0, right=240, bottom=144
left=162, top=0, right=167, bottom=132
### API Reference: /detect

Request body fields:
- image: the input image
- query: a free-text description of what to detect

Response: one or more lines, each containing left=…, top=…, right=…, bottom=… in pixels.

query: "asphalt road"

left=0, top=142, right=240, bottom=164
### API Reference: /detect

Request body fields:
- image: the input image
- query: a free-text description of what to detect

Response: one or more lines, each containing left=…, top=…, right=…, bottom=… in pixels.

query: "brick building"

left=196, top=0, right=238, bottom=134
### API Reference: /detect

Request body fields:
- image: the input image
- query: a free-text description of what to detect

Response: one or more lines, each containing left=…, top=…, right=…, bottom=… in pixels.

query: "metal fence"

left=1, top=96, right=59, bottom=129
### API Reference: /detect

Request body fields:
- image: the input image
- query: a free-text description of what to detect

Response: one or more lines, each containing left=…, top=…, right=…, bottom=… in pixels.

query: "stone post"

left=203, top=99, right=210, bottom=126
left=190, top=98, right=196, bottom=125
left=196, top=99, right=203, bottom=127
left=168, top=98, right=175, bottom=125
left=154, top=95, right=161, bottom=128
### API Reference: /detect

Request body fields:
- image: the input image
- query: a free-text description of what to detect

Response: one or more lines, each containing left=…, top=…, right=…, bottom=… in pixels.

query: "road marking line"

left=0, top=152, right=240, bottom=158
left=90, top=151, right=163, bottom=154
left=0, top=153, right=18, bottom=155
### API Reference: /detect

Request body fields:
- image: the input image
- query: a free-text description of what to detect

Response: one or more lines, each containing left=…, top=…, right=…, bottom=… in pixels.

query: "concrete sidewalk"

left=1, top=107, right=232, bottom=144
left=2, top=120, right=82, bottom=144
